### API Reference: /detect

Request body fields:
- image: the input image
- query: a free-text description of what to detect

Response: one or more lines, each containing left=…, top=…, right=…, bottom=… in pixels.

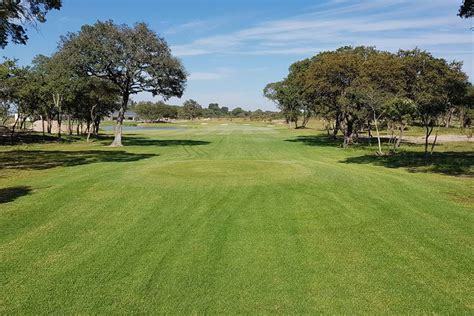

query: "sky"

left=2, top=0, right=473, bottom=111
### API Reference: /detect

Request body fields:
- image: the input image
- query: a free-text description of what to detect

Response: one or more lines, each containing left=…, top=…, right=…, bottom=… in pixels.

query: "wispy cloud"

left=164, top=20, right=215, bottom=35
left=188, top=67, right=234, bottom=81
left=171, top=0, right=470, bottom=57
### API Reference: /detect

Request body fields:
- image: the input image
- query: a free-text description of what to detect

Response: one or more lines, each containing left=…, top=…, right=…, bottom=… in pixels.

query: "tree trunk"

left=367, top=122, right=372, bottom=145
left=53, top=93, right=62, bottom=139
left=301, top=107, right=310, bottom=128
left=343, top=120, right=353, bottom=148
left=445, top=108, right=454, bottom=128
left=396, top=124, right=405, bottom=149
left=57, top=114, right=62, bottom=139
left=373, top=113, right=383, bottom=154
left=68, top=115, right=73, bottom=135
left=430, top=127, right=440, bottom=155
left=424, top=124, right=433, bottom=156
left=333, top=115, right=340, bottom=139
left=94, top=118, right=100, bottom=135
left=46, top=114, right=52, bottom=134
left=40, top=115, right=45, bottom=138
left=110, top=93, right=128, bottom=147
left=10, top=113, right=20, bottom=141
left=19, top=116, right=27, bottom=130
left=87, top=105, right=98, bottom=142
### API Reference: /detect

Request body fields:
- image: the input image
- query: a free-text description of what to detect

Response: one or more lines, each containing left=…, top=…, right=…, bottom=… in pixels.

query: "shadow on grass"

left=0, top=186, right=32, bottom=203
left=0, top=132, right=75, bottom=145
left=285, top=134, right=419, bottom=148
left=0, top=150, right=157, bottom=171
left=285, top=135, right=343, bottom=147
left=100, top=137, right=211, bottom=147
left=341, top=151, right=474, bottom=177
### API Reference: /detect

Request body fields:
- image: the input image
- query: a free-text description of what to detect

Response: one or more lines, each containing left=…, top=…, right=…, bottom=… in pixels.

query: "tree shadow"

left=0, top=132, right=74, bottom=145
left=285, top=135, right=343, bottom=147
left=0, top=186, right=32, bottom=203
left=285, top=134, right=419, bottom=149
left=341, top=151, right=474, bottom=177
left=0, top=150, right=157, bottom=171
left=100, top=137, right=211, bottom=147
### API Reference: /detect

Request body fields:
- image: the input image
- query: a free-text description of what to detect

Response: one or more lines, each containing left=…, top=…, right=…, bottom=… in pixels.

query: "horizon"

left=2, top=0, right=472, bottom=111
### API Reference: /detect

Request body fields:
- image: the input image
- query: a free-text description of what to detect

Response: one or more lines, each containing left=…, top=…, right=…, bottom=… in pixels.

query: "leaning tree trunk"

left=110, top=93, right=129, bottom=147
left=10, top=112, right=20, bottom=141
left=19, top=116, right=27, bottom=130
left=87, top=105, right=97, bottom=142
left=430, top=126, right=440, bottom=155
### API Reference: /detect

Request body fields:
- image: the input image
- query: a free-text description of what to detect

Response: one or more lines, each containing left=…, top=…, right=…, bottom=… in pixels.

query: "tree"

left=182, top=99, right=202, bottom=120
left=58, top=20, right=187, bottom=146
left=230, top=107, right=247, bottom=118
left=303, top=47, right=382, bottom=146
left=0, top=58, right=18, bottom=125
left=286, top=59, right=313, bottom=128
left=0, top=0, right=62, bottom=48
left=459, top=0, right=473, bottom=18
left=72, top=77, right=120, bottom=141
left=399, top=49, right=469, bottom=155
left=264, top=81, right=299, bottom=128
left=135, top=101, right=178, bottom=122
left=221, top=106, right=229, bottom=115
left=384, top=97, right=416, bottom=150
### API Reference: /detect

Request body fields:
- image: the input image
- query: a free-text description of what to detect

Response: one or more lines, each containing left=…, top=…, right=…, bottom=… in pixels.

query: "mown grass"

left=0, top=122, right=473, bottom=313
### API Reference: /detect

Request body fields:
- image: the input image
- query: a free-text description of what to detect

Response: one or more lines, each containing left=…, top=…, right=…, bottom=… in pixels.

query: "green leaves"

left=0, top=0, right=62, bottom=48
left=58, top=20, right=187, bottom=101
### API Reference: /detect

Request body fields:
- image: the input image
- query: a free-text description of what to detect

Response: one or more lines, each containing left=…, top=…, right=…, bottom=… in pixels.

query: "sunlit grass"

left=1, top=122, right=472, bottom=313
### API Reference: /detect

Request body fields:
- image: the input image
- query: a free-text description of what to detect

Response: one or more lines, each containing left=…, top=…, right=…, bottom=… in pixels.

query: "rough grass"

left=1, top=122, right=473, bottom=313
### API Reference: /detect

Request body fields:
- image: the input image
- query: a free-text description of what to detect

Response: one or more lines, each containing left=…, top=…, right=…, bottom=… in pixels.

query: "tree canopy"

left=265, top=46, right=470, bottom=154
left=0, top=0, right=62, bottom=48
left=458, top=0, right=473, bottom=18
left=58, top=20, right=187, bottom=146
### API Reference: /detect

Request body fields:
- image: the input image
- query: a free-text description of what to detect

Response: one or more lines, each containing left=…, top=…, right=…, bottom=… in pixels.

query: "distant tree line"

left=264, top=46, right=473, bottom=154
left=132, top=100, right=281, bottom=122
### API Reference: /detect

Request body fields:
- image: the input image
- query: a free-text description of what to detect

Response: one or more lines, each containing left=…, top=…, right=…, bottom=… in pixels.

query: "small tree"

left=263, top=81, right=299, bottom=128
left=59, top=20, right=187, bottom=146
left=399, top=49, right=469, bottom=155
left=182, top=99, right=202, bottom=120
left=384, top=98, right=417, bottom=150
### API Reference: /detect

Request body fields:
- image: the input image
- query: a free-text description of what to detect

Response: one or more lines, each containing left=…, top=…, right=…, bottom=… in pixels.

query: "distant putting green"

left=1, top=122, right=473, bottom=313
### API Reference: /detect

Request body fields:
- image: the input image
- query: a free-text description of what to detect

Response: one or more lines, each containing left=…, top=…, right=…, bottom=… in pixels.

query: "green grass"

left=1, top=123, right=473, bottom=313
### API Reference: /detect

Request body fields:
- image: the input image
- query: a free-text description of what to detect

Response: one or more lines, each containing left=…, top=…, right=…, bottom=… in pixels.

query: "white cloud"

left=188, top=68, right=234, bottom=81
left=170, top=0, right=470, bottom=57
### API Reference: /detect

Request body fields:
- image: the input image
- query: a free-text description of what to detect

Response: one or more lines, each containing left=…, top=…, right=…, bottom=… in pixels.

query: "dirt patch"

left=403, top=135, right=473, bottom=144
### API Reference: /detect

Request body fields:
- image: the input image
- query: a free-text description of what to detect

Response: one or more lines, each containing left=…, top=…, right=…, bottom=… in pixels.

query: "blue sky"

left=2, top=0, right=473, bottom=110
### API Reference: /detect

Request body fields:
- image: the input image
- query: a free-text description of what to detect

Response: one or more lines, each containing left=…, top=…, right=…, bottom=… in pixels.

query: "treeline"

left=132, top=100, right=281, bottom=122
left=264, top=46, right=473, bottom=154
left=1, top=20, right=187, bottom=146
left=1, top=56, right=119, bottom=140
